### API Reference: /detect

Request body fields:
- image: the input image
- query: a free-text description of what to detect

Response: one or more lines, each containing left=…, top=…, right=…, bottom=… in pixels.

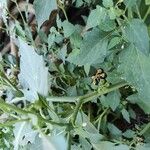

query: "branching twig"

left=71, top=81, right=128, bottom=125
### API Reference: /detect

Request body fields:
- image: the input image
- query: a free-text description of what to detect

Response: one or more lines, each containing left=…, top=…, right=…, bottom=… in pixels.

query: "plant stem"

left=0, top=119, right=29, bottom=128
left=136, top=4, right=141, bottom=19
left=143, top=7, right=150, bottom=21
left=57, top=0, right=68, bottom=21
left=71, top=81, right=127, bottom=125
left=0, top=99, right=68, bottom=126
left=96, top=108, right=109, bottom=131
left=0, top=70, right=22, bottom=93
left=47, top=96, right=78, bottom=103
left=139, top=122, right=150, bottom=136
left=67, top=131, right=71, bottom=150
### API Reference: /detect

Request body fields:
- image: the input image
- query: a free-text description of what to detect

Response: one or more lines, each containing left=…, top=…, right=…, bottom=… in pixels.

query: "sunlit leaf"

left=18, top=38, right=49, bottom=101
left=13, top=122, right=38, bottom=150
left=42, top=134, right=67, bottom=150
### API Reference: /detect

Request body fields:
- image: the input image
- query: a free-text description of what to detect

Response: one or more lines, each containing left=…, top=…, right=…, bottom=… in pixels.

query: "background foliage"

left=0, top=0, right=150, bottom=149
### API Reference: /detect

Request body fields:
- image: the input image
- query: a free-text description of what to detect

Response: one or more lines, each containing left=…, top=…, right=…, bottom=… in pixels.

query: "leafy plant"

left=0, top=0, right=150, bottom=149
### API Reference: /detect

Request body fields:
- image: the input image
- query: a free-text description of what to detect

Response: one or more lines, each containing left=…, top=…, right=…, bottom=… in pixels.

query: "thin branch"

left=0, top=98, right=68, bottom=126
left=71, top=81, right=128, bottom=125
left=0, top=119, right=29, bottom=128
left=143, top=7, right=150, bottom=21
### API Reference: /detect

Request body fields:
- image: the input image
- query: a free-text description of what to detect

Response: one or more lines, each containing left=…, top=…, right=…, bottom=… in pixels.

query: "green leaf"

left=124, top=0, right=137, bottom=8
left=79, top=137, right=92, bottom=150
left=27, top=134, right=67, bottom=150
left=33, top=0, right=57, bottom=28
left=121, top=109, right=130, bottom=123
left=107, top=123, right=122, bottom=136
left=26, top=135, right=42, bottom=150
left=99, top=17, right=116, bottom=32
left=102, top=0, right=114, bottom=8
left=48, top=33, right=55, bottom=49
left=108, top=37, right=121, bottom=49
left=75, top=0, right=84, bottom=7
left=18, top=38, right=49, bottom=101
left=86, top=6, right=107, bottom=30
left=136, top=144, right=150, bottom=150
left=67, top=28, right=108, bottom=66
left=13, top=122, right=38, bottom=150
left=57, top=45, right=67, bottom=64
left=127, top=94, right=150, bottom=114
left=42, top=135, right=67, bottom=150
left=93, top=141, right=129, bottom=150
left=76, top=112, right=103, bottom=143
left=93, top=141, right=113, bottom=150
left=145, top=0, right=150, bottom=5
left=70, top=31, right=82, bottom=48
left=101, top=90, right=121, bottom=111
left=62, top=20, right=76, bottom=38
left=84, top=64, right=91, bottom=76
left=118, top=44, right=150, bottom=111
left=123, top=129, right=135, bottom=138
left=123, top=19, right=150, bottom=55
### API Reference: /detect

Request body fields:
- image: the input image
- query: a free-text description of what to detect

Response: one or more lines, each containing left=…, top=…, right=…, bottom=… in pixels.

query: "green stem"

left=0, top=119, right=29, bottom=128
left=0, top=71, right=22, bottom=93
left=71, top=81, right=127, bottom=125
left=0, top=99, right=68, bottom=126
left=57, top=0, right=68, bottom=21
left=139, top=122, right=150, bottom=136
left=95, top=108, right=109, bottom=131
left=47, top=96, right=78, bottom=103
left=143, top=7, right=150, bottom=21
left=136, top=4, right=141, bottom=19
left=67, top=132, right=71, bottom=150
left=128, top=7, right=133, bottom=19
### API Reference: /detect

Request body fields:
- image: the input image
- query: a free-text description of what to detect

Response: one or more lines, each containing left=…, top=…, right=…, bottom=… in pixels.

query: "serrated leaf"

left=18, top=38, right=49, bottom=101
left=33, top=0, right=57, bottom=28
left=123, top=19, right=150, bottom=55
left=118, top=44, right=150, bottom=112
left=121, top=109, right=130, bottom=123
left=13, top=122, right=38, bottom=150
left=86, top=6, right=107, bottom=30
left=67, top=28, right=108, bottom=66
